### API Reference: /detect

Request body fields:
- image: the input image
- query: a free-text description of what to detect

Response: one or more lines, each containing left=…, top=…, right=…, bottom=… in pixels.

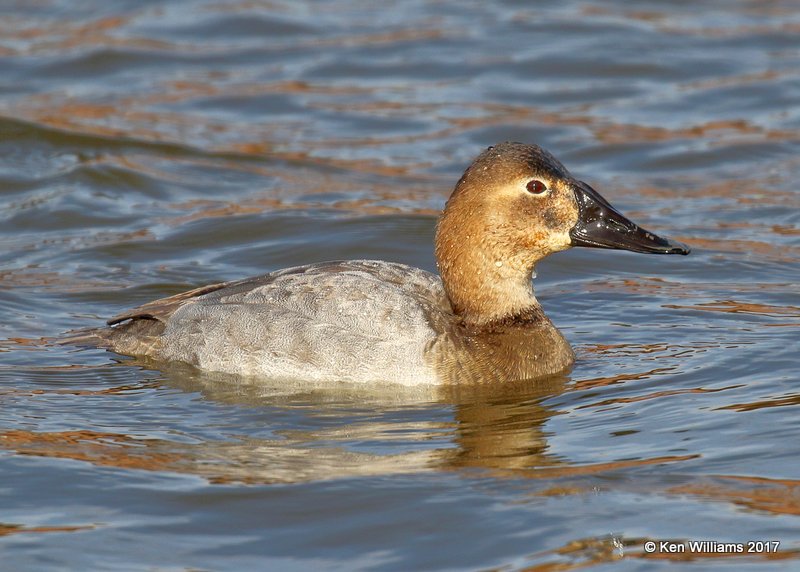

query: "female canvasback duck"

left=75, top=142, right=689, bottom=385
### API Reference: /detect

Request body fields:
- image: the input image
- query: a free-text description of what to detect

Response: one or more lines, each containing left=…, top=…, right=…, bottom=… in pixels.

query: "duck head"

left=435, top=142, right=690, bottom=326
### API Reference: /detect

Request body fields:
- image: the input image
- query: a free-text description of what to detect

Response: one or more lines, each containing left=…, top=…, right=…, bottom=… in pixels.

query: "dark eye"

left=526, top=180, right=548, bottom=195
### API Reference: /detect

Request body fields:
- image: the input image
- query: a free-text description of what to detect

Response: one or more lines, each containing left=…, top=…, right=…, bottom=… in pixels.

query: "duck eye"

left=526, top=180, right=548, bottom=195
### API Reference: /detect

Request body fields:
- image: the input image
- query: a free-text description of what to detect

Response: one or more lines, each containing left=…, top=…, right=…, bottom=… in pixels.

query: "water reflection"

left=1, top=361, right=695, bottom=486
left=2, top=0, right=800, bottom=566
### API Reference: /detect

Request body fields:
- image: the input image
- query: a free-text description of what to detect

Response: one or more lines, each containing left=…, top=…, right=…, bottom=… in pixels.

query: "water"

left=1, top=0, right=799, bottom=569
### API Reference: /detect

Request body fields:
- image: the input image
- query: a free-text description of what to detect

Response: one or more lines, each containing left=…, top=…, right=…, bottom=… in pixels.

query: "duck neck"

left=435, top=232, right=542, bottom=327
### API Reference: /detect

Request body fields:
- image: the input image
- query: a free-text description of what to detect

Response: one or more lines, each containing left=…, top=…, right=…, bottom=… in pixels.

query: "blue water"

left=1, top=1, right=799, bottom=570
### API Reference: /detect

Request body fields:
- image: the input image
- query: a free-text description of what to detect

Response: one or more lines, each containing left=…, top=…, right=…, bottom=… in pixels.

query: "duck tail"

left=57, top=327, right=112, bottom=348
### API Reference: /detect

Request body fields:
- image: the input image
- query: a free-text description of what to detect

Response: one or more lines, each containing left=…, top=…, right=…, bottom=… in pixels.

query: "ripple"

left=1, top=0, right=799, bottom=569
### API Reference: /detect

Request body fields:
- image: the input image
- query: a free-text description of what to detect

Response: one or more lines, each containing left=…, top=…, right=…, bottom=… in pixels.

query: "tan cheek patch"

left=541, top=195, right=576, bottom=234
left=542, top=206, right=563, bottom=230
left=535, top=187, right=577, bottom=253
left=551, top=183, right=580, bottom=229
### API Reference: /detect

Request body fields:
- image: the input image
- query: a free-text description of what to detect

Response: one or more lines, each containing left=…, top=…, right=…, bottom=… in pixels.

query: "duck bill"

left=569, top=181, right=690, bottom=255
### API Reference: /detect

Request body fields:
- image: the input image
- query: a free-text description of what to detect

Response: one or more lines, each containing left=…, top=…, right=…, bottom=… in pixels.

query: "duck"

left=69, top=142, right=690, bottom=385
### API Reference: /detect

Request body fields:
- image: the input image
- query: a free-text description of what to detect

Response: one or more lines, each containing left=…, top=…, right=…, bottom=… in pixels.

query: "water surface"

left=1, top=1, right=799, bottom=570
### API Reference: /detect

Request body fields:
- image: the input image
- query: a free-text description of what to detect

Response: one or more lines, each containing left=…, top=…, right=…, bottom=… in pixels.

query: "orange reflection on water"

left=637, top=177, right=799, bottom=206
left=0, top=522, right=95, bottom=537
left=664, top=300, right=800, bottom=318
left=582, top=276, right=695, bottom=299
left=584, top=341, right=719, bottom=360
left=574, top=385, right=737, bottom=412
left=681, top=237, right=799, bottom=261
left=572, top=367, right=676, bottom=390
left=592, top=118, right=797, bottom=146
left=515, top=454, right=699, bottom=480
left=717, top=393, right=800, bottom=413
left=669, top=474, right=800, bottom=517
left=0, top=380, right=159, bottom=398
left=0, top=430, right=186, bottom=473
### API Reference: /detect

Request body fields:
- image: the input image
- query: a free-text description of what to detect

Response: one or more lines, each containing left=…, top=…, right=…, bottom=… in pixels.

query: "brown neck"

left=435, top=213, right=541, bottom=327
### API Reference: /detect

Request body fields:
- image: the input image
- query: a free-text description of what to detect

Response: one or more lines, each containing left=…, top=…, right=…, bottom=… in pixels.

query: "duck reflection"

left=152, top=360, right=569, bottom=482
left=440, top=376, right=566, bottom=473
left=0, top=356, right=700, bottom=485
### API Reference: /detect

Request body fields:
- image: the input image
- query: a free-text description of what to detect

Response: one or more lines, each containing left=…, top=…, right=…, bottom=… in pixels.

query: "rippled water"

left=1, top=1, right=799, bottom=570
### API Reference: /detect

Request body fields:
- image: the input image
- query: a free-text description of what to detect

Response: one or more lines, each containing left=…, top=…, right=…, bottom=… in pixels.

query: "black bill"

left=569, top=181, right=690, bottom=255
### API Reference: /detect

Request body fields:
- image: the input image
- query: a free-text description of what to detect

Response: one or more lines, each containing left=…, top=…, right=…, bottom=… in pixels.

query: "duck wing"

left=107, top=281, right=234, bottom=326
